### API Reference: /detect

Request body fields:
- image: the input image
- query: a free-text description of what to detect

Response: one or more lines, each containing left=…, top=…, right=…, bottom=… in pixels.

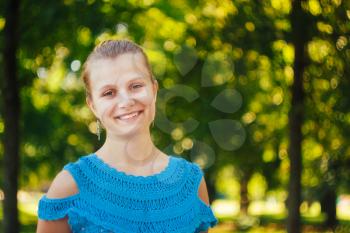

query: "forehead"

left=88, top=53, right=150, bottom=89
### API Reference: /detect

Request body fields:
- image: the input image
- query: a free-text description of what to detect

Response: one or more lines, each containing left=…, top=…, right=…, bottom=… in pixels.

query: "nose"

left=117, top=90, right=135, bottom=108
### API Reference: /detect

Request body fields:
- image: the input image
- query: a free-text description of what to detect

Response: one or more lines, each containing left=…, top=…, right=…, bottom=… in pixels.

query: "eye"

left=102, top=90, right=114, bottom=97
left=131, top=83, right=144, bottom=89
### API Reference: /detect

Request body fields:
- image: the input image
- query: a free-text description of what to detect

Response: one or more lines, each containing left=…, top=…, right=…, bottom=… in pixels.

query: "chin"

left=108, top=126, right=149, bottom=138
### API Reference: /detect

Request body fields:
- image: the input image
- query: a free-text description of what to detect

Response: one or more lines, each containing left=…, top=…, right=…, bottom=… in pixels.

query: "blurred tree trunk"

left=1, top=0, right=21, bottom=232
left=287, top=0, right=308, bottom=232
left=240, top=171, right=251, bottom=215
left=320, top=185, right=337, bottom=229
left=320, top=159, right=338, bottom=230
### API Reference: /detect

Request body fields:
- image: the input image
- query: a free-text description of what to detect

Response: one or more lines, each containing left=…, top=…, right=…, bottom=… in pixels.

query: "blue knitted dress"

left=37, top=154, right=218, bottom=232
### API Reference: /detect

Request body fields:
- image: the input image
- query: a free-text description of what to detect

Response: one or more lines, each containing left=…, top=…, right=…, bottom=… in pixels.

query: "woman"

left=36, top=39, right=218, bottom=233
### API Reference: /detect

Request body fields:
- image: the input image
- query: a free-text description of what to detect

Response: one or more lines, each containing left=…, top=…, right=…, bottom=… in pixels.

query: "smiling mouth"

left=115, top=111, right=143, bottom=121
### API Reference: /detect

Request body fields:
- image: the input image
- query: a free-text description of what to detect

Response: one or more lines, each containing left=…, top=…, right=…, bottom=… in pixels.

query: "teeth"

left=118, top=111, right=140, bottom=120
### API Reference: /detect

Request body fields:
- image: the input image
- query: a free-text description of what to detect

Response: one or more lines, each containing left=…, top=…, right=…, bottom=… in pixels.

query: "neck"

left=97, top=130, right=159, bottom=167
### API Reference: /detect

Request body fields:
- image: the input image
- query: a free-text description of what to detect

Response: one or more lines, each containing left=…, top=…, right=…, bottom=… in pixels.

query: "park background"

left=1, top=0, right=350, bottom=232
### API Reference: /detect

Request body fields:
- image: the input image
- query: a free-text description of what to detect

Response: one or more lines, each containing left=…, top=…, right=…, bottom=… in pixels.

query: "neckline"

left=89, top=153, right=175, bottom=181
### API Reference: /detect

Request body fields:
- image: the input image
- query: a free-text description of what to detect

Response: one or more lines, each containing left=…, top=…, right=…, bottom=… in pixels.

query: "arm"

left=36, top=170, right=79, bottom=233
left=197, top=176, right=210, bottom=233
left=36, top=217, right=71, bottom=233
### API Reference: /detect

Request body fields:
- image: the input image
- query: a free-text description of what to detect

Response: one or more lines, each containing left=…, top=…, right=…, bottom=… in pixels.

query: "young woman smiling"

left=36, top=40, right=218, bottom=233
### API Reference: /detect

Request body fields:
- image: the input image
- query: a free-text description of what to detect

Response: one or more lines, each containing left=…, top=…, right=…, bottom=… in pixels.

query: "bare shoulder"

left=197, top=176, right=210, bottom=233
left=36, top=170, right=78, bottom=232
left=46, top=169, right=79, bottom=199
left=197, top=176, right=210, bottom=206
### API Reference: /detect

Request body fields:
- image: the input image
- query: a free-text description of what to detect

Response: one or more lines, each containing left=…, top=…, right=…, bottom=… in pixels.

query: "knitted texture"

left=38, top=154, right=218, bottom=232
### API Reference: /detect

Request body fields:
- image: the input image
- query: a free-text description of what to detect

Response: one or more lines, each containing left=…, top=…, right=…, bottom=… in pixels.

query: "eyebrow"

left=98, top=76, right=147, bottom=92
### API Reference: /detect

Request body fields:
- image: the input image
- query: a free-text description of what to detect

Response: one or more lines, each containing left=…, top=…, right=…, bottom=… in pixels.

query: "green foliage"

left=0, top=1, right=349, bottom=226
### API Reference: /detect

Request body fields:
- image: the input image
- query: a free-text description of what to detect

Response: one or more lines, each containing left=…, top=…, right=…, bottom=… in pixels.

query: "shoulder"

left=197, top=175, right=210, bottom=206
left=178, top=156, right=204, bottom=177
left=176, top=157, right=210, bottom=205
left=37, top=168, right=80, bottom=231
left=46, top=169, right=79, bottom=199
left=187, top=160, right=210, bottom=205
left=46, top=154, right=105, bottom=198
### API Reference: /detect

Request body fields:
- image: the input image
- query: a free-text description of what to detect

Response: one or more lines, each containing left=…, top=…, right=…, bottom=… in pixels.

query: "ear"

left=86, top=96, right=98, bottom=117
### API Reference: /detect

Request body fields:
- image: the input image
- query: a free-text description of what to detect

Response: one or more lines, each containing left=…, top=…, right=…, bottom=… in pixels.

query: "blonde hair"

left=81, top=39, right=155, bottom=99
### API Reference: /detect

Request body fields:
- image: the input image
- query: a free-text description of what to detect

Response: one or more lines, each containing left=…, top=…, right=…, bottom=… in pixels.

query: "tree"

left=287, top=0, right=309, bottom=232
left=1, top=0, right=21, bottom=232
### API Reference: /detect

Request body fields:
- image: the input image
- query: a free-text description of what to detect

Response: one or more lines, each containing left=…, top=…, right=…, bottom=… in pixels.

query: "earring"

left=152, top=120, right=155, bottom=128
left=96, top=119, right=101, bottom=141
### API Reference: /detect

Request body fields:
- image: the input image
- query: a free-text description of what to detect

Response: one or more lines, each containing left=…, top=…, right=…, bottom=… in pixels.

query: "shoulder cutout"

left=46, top=170, right=79, bottom=199
left=197, top=176, right=210, bottom=207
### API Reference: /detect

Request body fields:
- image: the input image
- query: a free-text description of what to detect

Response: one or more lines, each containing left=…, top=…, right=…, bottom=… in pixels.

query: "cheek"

left=134, top=88, right=155, bottom=106
left=134, top=89, right=156, bottom=120
left=94, top=100, right=115, bottom=119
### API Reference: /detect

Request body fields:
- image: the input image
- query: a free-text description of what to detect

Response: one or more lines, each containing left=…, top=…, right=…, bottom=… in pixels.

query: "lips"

left=115, top=110, right=143, bottom=120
